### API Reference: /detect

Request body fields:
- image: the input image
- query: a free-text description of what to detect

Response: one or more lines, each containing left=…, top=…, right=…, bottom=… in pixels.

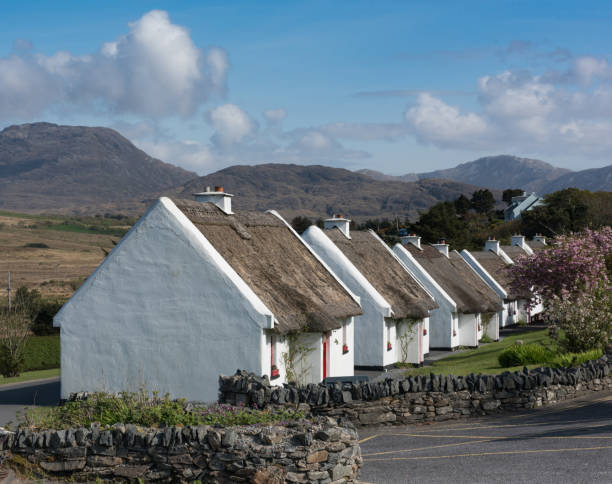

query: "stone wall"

left=219, top=355, right=612, bottom=426
left=0, top=417, right=361, bottom=483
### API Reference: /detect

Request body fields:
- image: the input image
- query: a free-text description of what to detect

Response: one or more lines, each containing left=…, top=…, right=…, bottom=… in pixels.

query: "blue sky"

left=1, top=1, right=612, bottom=174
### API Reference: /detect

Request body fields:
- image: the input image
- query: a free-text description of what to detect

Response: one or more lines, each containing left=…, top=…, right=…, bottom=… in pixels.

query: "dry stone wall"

left=0, top=417, right=361, bottom=483
left=219, top=355, right=612, bottom=426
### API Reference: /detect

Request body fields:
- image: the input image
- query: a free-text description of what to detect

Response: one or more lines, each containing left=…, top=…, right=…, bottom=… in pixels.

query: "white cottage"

left=302, top=220, right=437, bottom=369
left=393, top=237, right=502, bottom=349
left=501, top=236, right=545, bottom=322
left=54, top=191, right=362, bottom=401
left=460, top=243, right=522, bottom=332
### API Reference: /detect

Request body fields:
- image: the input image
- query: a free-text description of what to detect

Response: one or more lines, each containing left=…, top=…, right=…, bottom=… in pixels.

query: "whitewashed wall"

left=458, top=313, right=479, bottom=347
left=302, top=227, right=392, bottom=368
left=55, top=198, right=273, bottom=402
left=393, top=244, right=460, bottom=350
left=422, top=317, right=430, bottom=354
left=328, top=318, right=355, bottom=377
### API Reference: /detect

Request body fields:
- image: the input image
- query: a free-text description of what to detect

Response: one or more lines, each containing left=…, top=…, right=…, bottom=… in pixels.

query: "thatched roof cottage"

left=54, top=190, right=362, bottom=401
left=302, top=218, right=437, bottom=369
left=393, top=236, right=502, bottom=349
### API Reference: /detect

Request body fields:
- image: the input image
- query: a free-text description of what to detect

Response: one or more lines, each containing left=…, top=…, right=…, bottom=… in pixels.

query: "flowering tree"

left=507, top=227, right=612, bottom=351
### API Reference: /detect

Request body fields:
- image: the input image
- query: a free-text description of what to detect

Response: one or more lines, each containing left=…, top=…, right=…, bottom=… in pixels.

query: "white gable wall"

left=54, top=198, right=273, bottom=402
left=393, top=244, right=459, bottom=350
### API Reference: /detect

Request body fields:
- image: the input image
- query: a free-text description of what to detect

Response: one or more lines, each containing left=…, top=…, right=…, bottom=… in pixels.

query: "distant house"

left=460, top=239, right=524, bottom=330
left=54, top=189, right=362, bottom=401
left=504, top=192, right=544, bottom=221
left=302, top=218, right=437, bottom=369
left=393, top=237, right=502, bottom=349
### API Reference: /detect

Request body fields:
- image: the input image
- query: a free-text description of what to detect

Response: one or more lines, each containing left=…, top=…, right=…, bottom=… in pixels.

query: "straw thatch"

left=470, top=250, right=523, bottom=300
left=173, top=199, right=362, bottom=334
left=501, top=245, right=529, bottom=261
left=528, top=239, right=547, bottom=250
left=403, top=244, right=502, bottom=314
left=326, top=229, right=437, bottom=319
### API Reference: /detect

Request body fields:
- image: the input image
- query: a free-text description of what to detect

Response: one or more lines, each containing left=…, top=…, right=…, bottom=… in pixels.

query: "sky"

left=1, top=1, right=612, bottom=175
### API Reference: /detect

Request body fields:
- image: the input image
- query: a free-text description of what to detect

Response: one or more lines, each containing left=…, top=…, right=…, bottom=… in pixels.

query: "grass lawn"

left=403, top=329, right=559, bottom=377
left=0, top=368, right=60, bottom=386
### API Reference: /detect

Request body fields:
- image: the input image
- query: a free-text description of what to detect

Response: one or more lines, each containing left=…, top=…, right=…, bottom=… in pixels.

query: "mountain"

left=358, top=155, right=572, bottom=193
left=179, top=163, right=501, bottom=221
left=0, top=122, right=196, bottom=214
left=541, top=164, right=612, bottom=193
left=355, top=169, right=418, bottom=183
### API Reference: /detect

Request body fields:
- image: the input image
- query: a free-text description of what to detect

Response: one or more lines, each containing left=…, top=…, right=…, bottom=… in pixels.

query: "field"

left=0, top=211, right=133, bottom=298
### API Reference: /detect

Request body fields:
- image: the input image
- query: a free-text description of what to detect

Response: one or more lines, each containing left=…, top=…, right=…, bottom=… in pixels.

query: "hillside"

left=179, top=163, right=501, bottom=221
left=541, top=165, right=612, bottom=193
left=0, top=122, right=196, bottom=214
left=358, top=155, right=572, bottom=193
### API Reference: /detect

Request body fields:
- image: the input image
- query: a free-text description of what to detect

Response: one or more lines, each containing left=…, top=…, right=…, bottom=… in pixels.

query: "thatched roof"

left=173, top=199, right=362, bottom=334
left=528, top=239, right=547, bottom=250
left=403, top=244, right=502, bottom=314
left=326, top=229, right=437, bottom=319
left=470, top=251, right=521, bottom=300
left=501, top=245, right=529, bottom=261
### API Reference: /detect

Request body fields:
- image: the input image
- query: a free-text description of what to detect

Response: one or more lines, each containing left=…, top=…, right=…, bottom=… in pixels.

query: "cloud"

left=208, top=103, right=257, bottom=146
left=263, top=108, right=287, bottom=124
left=401, top=56, right=612, bottom=157
left=0, top=10, right=228, bottom=119
left=353, top=89, right=474, bottom=98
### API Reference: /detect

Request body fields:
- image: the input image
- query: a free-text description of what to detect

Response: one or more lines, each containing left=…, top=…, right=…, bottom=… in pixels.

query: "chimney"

left=324, top=214, right=351, bottom=238
left=400, top=233, right=422, bottom=250
left=431, top=239, right=449, bottom=257
left=511, top=233, right=533, bottom=255
left=533, top=233, right=547, bottom=245
left=485, top=236, right=500, bottom=255
left=193, top=186, right=234, bottom=214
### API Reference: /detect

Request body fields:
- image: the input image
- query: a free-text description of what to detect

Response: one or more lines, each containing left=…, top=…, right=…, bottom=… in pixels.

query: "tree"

left=412, top=202, right=472, bottom=249
left=521, top=189, right=591, bottom=236
left=454, top=194, right=471, bottom=215
left=470, top=189, right=495, bottom=214
left=502, top=188, right=524, bottom=204
left=0, top=288, right=36, bottom=377
left=507, top=227, right=612, bottom=351
left=290, top=216, right=313, bottom=234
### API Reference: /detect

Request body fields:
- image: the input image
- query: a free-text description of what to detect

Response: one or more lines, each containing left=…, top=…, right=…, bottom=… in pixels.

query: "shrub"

left=552, top=349, right=603, bottom=368
left=19, top=391, right=305, bottom=429
left=23, top=242, right=50, bottom=249
left=22, top=335, right=60, bottom=371
left=498, top=343, right=554, bottom=367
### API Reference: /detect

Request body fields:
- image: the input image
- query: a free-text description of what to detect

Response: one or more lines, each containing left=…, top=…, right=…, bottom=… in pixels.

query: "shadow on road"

left=0, top=381, right=60, bottom=406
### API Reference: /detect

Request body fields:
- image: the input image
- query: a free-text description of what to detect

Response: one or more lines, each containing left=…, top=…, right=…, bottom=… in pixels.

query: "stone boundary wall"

left=219, top=355, right=612, bottom=426
left=0, top=417, right=361, bottom=483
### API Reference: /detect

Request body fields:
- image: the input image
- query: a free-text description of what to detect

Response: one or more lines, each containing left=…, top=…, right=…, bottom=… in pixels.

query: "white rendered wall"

left=422, top=317, right=430, bottom=354
left=302, top=226, right=392, bottom=368
left=393, top=244, right=459, bottom=349
left=458, top=313, right=479, bottom=347
left=260, top=332, right=290, bottom=387
left=396, top=318, right=424, bottom=365
left=476, top=313, right=483, bottom=341
left=382, top=319, right=397, bottom=367
left=328, top=318, right=355, bottom=377
left=54, top=198, right=273, bottom=402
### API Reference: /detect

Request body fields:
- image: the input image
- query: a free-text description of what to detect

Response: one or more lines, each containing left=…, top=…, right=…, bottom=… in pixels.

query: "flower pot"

left=387, top=342, right=392, bottom=351
left=342, top=344, right=349, bottom=354
left=423, top=329, right=427, bottom=336
left=270, top=367, right=280, bottom=379
left=453, top=330, right=457, bottom=337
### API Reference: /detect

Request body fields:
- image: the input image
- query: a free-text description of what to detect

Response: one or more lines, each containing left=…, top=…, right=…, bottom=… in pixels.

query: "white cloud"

left=263, top=108, right=287, bottom=123
left=208, top=103, right=257, bottom=146
left=0, top=10, right=228, bottom=119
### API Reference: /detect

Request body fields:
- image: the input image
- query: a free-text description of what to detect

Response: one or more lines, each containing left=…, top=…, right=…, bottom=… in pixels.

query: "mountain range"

left=0, top=122, right=610, bottom=219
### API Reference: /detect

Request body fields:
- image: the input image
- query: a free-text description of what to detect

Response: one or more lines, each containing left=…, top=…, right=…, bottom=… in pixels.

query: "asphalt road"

left=358, top=391, right=612, bottom=484
left=0, top=377, right=60, bottom=427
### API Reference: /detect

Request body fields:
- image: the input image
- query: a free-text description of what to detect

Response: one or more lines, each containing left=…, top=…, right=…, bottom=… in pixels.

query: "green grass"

left=0, top=368, right=60, bottom=386
left=22, top=335, right=60, bottom=372
left=405, top=329, right=560, bottom=377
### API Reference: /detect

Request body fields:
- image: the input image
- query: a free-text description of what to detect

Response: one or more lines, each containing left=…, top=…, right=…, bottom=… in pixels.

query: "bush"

left=23, top=242, right=50, bottom=249
left=552, top=349, right=603, bottom=368
left=19, top=391, right=305, bottom=429
left=0, top=345, right=25, bottom=378
left=22, top=335, right=60, bottom=371
left=498, top=343, right=554, bottom=367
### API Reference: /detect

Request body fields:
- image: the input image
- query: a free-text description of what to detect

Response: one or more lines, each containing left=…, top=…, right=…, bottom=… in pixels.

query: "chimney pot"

left=215, top=186, right=224, bottom=192
left=432, top=240, right=450, bottom=257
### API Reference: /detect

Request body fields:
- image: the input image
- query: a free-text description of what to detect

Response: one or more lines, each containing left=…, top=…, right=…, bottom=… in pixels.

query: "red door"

left=322, top=334, right=329, bottom=379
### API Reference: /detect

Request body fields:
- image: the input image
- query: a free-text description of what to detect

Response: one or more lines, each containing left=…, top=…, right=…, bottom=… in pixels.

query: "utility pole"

left=7, top=271, right=11, bottom=313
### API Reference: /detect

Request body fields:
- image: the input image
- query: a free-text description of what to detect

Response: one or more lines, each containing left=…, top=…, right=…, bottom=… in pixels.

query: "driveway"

left=358, top=390, right=612, bottom=484
left=0, top=377, right=60, bottom=427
